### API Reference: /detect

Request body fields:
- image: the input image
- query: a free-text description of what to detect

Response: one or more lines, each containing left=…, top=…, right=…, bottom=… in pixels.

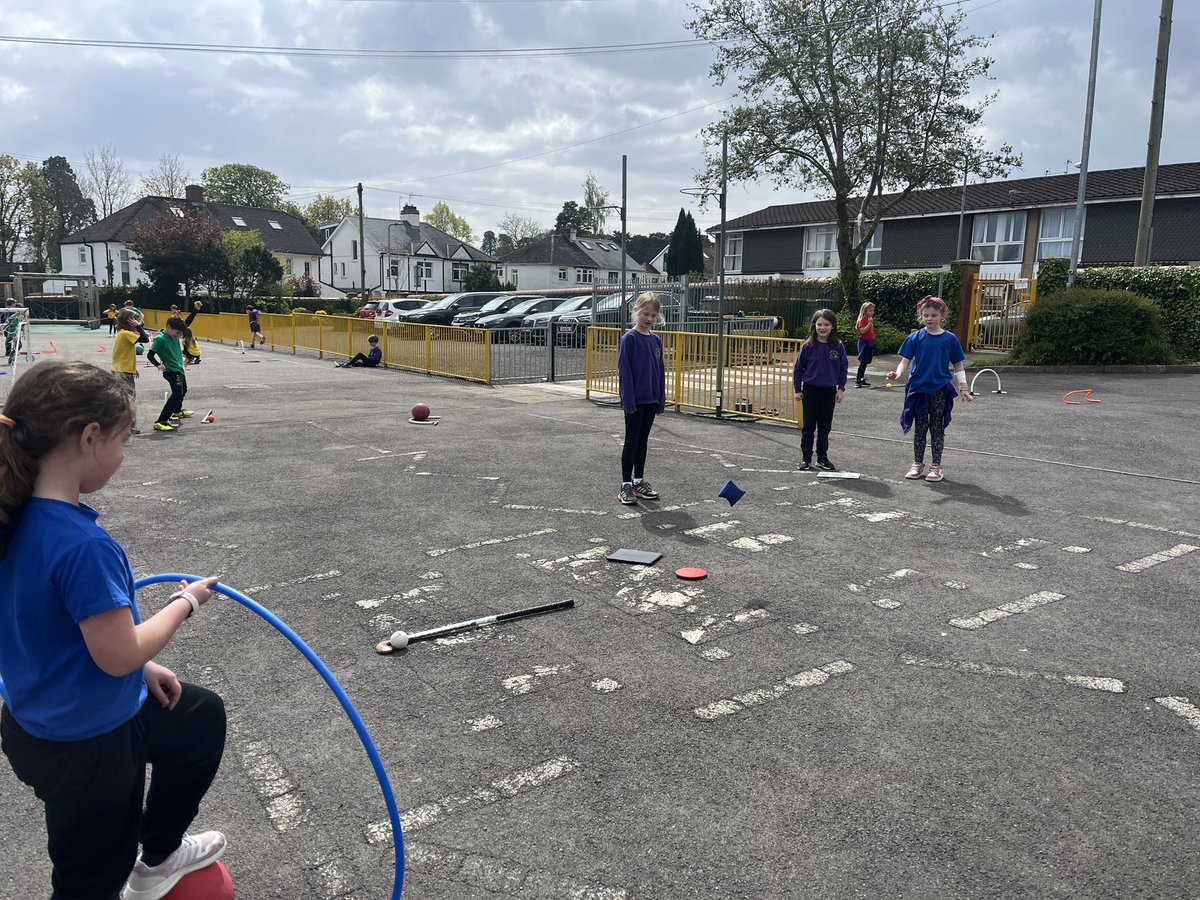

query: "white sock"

left=633, top=478, right=643, bottom=485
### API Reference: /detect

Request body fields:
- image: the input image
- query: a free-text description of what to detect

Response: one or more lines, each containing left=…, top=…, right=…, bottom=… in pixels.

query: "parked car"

left=519, top=295, right=595, bottom=342
left=360, top=298, right=432, bottom=321
left=398, top=292, right=505, bottom=326
left=472, top=296, right=559, bottom=341
left=554, top=291, right=684, bottom=345
left=973, top=301, right=1029, bottom=346
left=451, top=294, right=543, bottom=327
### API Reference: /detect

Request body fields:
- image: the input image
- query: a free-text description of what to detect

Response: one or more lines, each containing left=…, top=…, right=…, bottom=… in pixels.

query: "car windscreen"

left=478, top=297, right=514, bottom=313
left=507, top=298, right=548, bottom=315
left=362, top=302, right=381, bottom=311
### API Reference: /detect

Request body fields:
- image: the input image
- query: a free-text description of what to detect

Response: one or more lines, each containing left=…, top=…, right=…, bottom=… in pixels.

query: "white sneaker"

left=122, top=831, right=226, bottom=900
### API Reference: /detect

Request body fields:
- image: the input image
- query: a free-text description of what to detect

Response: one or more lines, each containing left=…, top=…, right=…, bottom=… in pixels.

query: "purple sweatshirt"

left=368, top=345, right=382, bottom=363
left=793, top=339, right=849, bottom=391
left=618, top=328, right=665, bottom=413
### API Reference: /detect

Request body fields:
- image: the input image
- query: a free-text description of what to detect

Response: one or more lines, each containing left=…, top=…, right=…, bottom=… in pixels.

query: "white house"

left=59, top=185, right=326, bottom=290
left=495, top=230, right=655, bottom=291
left=320, top=205, right=496, bottom=295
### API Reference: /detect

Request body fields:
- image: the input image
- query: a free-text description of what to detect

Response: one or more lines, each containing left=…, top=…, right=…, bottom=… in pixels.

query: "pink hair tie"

left=918, top=295, right=947, bottom=310
left=0, top=414, right=14, bottom=427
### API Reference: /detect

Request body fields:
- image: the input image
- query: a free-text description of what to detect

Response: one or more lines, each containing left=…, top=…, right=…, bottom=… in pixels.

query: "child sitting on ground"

left=337, top=334, right=383, bottom=368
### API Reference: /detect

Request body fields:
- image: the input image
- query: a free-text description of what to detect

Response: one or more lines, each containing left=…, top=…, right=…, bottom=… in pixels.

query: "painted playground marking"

left=468, top=714, right=504, bottom=732
left=1115, top=544, right=1199, bottom=573
left=427, top=527, right=558, bottom=557
left=728, top=532, right=795, bottom=552
left=1154, top=697, right=1200, bottom=733
left=243, top=569, right=342, bottom=595
left=899, top=653, right=1126, bottom=693
left=949, top=591, right=1066, bottom=631
left=355, top=583, right=444, bottom=609
left=680, top=608, right=770, bottom=644
left=848, top=568, right=920, bottom=593
left=1082, top=516, right=1200, bottom=541
left=405, top=841, right=629, bottom=900
left=980, top=538, right=1049, bottom=559
left=789, top=622, right=819, bottom=636
left=693, top=660, right=854, bottom=720
left=367, top=755, right=581, bottom=841
left=503, top=665, right=573, bottom=697
left=504, top=503, right=609, bottom=516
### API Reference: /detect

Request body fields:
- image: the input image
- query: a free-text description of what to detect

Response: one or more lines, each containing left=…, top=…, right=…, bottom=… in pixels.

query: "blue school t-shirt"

left=897, top=329, right=965, bottom=394
left=0, top=498, right=146, bottom=741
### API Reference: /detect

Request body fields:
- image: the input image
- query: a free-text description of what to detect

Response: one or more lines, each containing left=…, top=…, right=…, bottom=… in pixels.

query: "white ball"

left=389, top=630, right=410, bottom=650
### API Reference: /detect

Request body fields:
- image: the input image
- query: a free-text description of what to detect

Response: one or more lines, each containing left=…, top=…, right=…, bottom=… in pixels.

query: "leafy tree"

left=689, top=0, right=1019, bottom=303
left=128, top=210, right=224, bottom=298
left=665, top=209, right=704, bottom=278
left=463, top=261, right=501, bottom=291
left=304, top=194, right=353, bottom=227
left=200, top=163, right=289, bottom=209
left=206, top=230, right=284, bottom=299
left=140, top=154, right=192, bottom=198
left=287, top=273, right=321, bottom=298
left=494, top=234, right=516, bottom=258
left=84, top=144, right=131, bottom=218
left=0, top=157, right=39, bottom=264
left=25, top=168, right=56, bottom=271
left=619, top=232, right=670, bottom=266
left=582, top=172, right=612, bottom=234
left=425, top=201, right=474, bottom=242
left=555, top=201, right=590, bottom=235
left=38, top=156, right=96, bottom=270
left=481, top=230, right=497, bottom=255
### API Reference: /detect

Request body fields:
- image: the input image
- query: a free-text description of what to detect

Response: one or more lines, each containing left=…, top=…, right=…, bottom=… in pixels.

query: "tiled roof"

left=718, top=162, right=1200, bottom=232
left=497, top=232, right=652, bottom=273
left=63, top=197, right=324, bottom=255
left=359, top=217, right=495, bottom=262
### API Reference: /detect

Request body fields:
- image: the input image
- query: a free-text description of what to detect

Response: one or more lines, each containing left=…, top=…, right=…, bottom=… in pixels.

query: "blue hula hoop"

left=136, top=574, right=404, bottom=898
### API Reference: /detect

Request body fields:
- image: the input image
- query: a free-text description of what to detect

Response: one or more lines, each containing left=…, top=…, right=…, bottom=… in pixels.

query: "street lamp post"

left=387, top=223, right=401, bottom=293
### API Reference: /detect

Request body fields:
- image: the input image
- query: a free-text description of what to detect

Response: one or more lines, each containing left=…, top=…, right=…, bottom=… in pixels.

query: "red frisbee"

left=675, top=567, right=708, bottom=580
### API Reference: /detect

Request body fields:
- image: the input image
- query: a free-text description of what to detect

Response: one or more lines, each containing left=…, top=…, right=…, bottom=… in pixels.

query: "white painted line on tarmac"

left=367, top=756, right=581, bottom=841
left=356, top=583, right=444, bottom=609
left=873, top=598, right=903, bottom=609
left=790, top=623, right=819, bottom=636
left=980, top=538, right=1049, bottom=559
left=702, top=647, right=731, bottom=660
left=1083, top=516, right=1200, bottom=540
left=414, top=471, right=501, bottom=480
left=504, top=503, right=609, bottom=516
left=623, top=585, right=705, bottom=613
left=684, top=520, right=740, bottom=537
left=680, top=608, right=769, bottom=644
left=427, top=527, right=557, bottom=557
left=468, top=714, right=504, bottom=732
left=899, top=653, right=1125, bottom=693
left=592, top=678, right=622, bottom=692
left=1062, top=546, right=1092, bottom=553
left=848, top=568, right=920, bottom=593
left=949, top=590, right=1065, bottom=630
left=1154, top=696, right=1200, bottom=732
left=503, top=665, right=571, bottom=696
left=243, top=569, right=342, bottom=595
left=1115, top=543, right=1198, bottom=573
left=693, top=660, right=853, bottom=720
left=728, top=532, right=795, bottom=552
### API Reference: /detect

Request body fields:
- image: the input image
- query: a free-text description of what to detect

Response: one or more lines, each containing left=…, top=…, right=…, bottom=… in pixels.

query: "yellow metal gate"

left=965, top=276, right=1037, bottom=352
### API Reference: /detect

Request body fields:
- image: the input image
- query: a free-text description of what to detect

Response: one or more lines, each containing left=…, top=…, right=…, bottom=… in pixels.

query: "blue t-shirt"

left=897, top=329, right=965, bottom=394
left=0, top=498, right=146, bottom=740
left=618, top=328, right=666, bottom=413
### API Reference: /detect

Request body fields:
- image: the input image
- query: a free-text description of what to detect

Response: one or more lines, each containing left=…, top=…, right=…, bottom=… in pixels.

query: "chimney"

left=399, top=204, right=420, bottom=226
left=569, top=229, right=577, bottom=242
left=184, top=184, right=204, bottom=204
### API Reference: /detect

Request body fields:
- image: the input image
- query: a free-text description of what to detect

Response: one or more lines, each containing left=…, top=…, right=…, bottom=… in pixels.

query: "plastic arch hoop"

left=137, top=574, right=404, bottom=899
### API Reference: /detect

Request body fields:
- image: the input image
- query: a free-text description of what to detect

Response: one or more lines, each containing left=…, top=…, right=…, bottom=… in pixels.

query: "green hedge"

left=1072, top=267, right=1200, bottom=361
left=1011, top=288, right=1173, bottom=365
left=840, top=269, right=964, bottom=331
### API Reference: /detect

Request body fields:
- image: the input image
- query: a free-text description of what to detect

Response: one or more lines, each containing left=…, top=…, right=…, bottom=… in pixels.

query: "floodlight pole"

left=715, top=132, right=728, bottom=418
left=1068, top=0, right=1103, bottom=288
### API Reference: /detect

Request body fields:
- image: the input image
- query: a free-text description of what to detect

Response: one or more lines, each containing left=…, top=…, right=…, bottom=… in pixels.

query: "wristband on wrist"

left=170, top=590, right=200, bottom=618
left=953, top=370, right=967, bottom=387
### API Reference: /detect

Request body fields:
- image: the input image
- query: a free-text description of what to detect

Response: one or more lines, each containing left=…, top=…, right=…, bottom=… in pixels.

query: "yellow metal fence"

left=161, top=311, right=492, bottom=383
left=587, top=326, right=803, bottom=426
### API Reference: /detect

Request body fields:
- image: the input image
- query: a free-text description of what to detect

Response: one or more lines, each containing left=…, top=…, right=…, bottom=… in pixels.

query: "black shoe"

left=797, top=460, right=812, bottom=471
left=856, top=381, right=871, bottom=388
left=816, top=459, right=837, bottom=471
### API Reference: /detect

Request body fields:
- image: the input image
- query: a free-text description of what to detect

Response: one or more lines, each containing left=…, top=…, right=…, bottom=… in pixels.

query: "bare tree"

left=141, top=154, right=192, bottom=198
left=496, top=213, right=547, bottom=247
left=84, top=144, right=132, bottom=218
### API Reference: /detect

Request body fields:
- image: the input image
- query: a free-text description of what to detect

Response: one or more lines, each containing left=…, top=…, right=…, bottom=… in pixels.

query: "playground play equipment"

left=1063, top=389, right=1102, bottom=405
left=3, top=273, right=100, bottom=324
left=969, top=368, right=1007, bottom=396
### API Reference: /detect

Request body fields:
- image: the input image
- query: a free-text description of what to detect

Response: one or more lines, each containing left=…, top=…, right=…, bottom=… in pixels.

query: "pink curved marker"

left=1063, top=389, right=1101, bottom=405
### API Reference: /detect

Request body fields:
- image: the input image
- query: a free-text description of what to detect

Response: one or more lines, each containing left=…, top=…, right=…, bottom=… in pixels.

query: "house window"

left=119, top=249, right=130, bottom=286
left=78, top=247, right=87, bottom=264
left=268, top=220, right=283, bottom=230
left=303, top=261, right=311, bottom=276
left=804, top=226, right=838, bottom=269
left=557, top=267, right=568, bottom=281
left=451, top=262, right=469, bottom=282
left=580, top=240, right=593, bottom=249
left=864, top=224, right=883, bottom=267
left=351, top=240, right=358, bottom=260
left=169, top=207, right=184, bottom=218
left=724, top=234, right=743, bottom=272
left=231, top=216, right=247, bottom=227
left=971, top=212, right=1026, bottom=263
left=415, top=261, right=432, bottom=279
left=339, top=262, right=346, bottom=277
left=576, top=269, right=594, bottom=284
left=1038, top=208, right=1076, bottom=259
left=285, top=257, right=294, bottom=274
left=607, top=271, right=619, bottom=284
left=388, top=259, right=399, bottom=278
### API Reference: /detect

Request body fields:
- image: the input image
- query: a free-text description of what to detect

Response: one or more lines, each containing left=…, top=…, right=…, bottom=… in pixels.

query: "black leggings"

left=621, top=404, right=657, bottom=482
left=157, top=370, right=187, bottom=424
left=856, top=341, right=875, bottom=384
left=913, top=389, right=948, bottom=465
left=2, top=684, right=226, bottom=900
left=800, top=385, right=837, bottom=461
left=346, top=353, right=379, bottom=367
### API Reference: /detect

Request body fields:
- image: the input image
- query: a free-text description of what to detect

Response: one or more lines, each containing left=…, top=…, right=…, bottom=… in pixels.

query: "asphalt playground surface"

left=1, top=326, right=1198, bottom=900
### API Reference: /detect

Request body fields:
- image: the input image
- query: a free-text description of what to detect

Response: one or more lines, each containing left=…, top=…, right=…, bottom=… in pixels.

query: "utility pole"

left=715, top=131, right=728, bottom=418
left=357, top=182, right=367, bottom=295
left=1135, top=0, right=1173, bottom=266
left=1068, top=0, right=1103, bottom=288
left=620, top=154, right=628, bottom=306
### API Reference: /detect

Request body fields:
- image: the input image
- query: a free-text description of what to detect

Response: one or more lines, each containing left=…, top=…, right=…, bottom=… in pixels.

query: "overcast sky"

left=2, top=0, right=1195, bottom=245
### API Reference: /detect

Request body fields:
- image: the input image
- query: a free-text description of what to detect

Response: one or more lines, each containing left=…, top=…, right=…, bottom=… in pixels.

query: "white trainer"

left=122, top=831, right=226, bottom=900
